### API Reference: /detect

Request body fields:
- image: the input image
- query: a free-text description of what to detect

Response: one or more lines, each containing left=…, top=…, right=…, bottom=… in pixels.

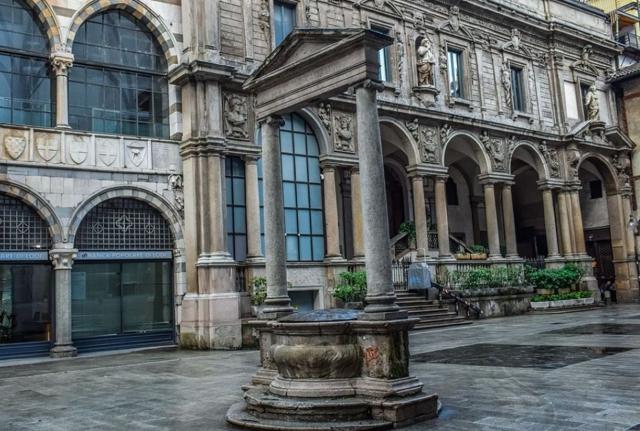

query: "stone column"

left=245, top=156, right=263, bottom=262
left=322, top=165, right=344, bottom=261
left=350, top=168, right=365, bottom=260
left=204, top=152, right=232, bottom=261
left=483, top=182, right=502, bottom=259
left=501, top=183, right=518, bottom=259
left=355, top=82, right=401, bottom=318
left=621, top=191, right=636, bottom=259
left=540, top=187, right=561, bottom=258
left=434, top=176, right=452, bottom=258
left=569, top=188, right=587, bottom=256
left=411, top=175, right=429, bottom=259
left=557, top=190, right=573, bottom=257
left=51, top=53, right=74, bottom=129
left=261, top=116, right=292, bottom=318
left=49, top=247, right=78, bottom=358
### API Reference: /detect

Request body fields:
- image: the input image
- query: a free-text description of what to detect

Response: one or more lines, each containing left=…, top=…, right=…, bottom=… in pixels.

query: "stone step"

left=409, top=311, right=458, bottom=319
left=412, top=320, right=473, bottom=331
left=399, top=304, right=443, bottom=311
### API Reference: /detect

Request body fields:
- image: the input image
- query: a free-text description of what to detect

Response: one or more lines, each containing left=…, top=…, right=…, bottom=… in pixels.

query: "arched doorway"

left=71, top=198, right=175, bottom=352
left=0, top=193, right=53, bottom=358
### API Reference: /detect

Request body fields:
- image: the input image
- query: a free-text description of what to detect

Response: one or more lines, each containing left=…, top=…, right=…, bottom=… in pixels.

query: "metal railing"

left=433, top=280, right=483, bottom=319
left=524, top=256, right=546, bottom=270
left=392, top=259, right=410, bottom=290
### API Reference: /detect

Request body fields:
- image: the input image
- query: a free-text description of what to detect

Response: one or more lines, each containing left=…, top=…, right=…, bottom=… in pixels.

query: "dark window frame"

left=371, top=25, right=392, bottom=83
left=273, top=0, right=297, bottom=46
left=510, top=65, right=527, bottom=112
left=447, top=48, right=465, bottom=99
left=225, top=156, right=248, bottom=261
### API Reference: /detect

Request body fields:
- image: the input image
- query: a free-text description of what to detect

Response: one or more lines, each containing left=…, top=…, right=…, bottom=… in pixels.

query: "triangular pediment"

left=355, top=0, right=403, bottom=19
left=606, top=127, right=635, bottom=149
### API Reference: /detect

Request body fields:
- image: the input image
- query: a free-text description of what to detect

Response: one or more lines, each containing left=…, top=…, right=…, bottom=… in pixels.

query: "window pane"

left=281, top=131, right=293, bottom=153
left=282, top=155, right=295, bottom=181
left=312, top=237, right=325, bottom=260
left=121, top=262, right=172, bottom=332
left=286, top=235, right=299, bottom=261
left=72, top=263, right=122, bottom=338
left=295, top=156, right=308, bottom=181
left=285, top=209, right=298, bottom=234
left=298, top=210, right=311, bottom=234
left=283, top=182, right=296, bottom=207
left=299, top=236, right=312, bottom=261
left=311, top=210, right=324, bottom=234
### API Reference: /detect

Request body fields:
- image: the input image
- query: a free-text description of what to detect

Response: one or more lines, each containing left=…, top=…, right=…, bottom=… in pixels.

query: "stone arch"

left=65, top=0, right=180, bottom=66
left=379, top=117, right=421, bottom=166
left=508, top=141, right=550, bottom=180
left=19, top=0, right=63, bottom=51
left=298, top=108, right=331, bottom=156
left=577, top=153, right=620, bottom=195
left=442, top=130, right=492, bottom=174
left=0, top=178, right=63, bottom=244
left=67, top=186, right=184, bottom=249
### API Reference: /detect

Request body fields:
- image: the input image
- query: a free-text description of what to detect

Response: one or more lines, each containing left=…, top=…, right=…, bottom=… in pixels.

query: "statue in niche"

left=585, top=84, right=600, bottom=121
left=500, top=61, right=512, bottom=109
left=416, top=37, right=435, bottom=86
left=224, top=94, right=249, bottom=139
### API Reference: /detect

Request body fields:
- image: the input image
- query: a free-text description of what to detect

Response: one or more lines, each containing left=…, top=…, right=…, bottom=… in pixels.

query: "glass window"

left=447, top=48, right=464, bottom=99
left=0, top=0, right=53, bottom=127
left=71, top=261, right=172, bottom=338
left=226, top=157, right=247, bottom=261
left=274, top=1, right=296, bottom=46
left=258, top=113, right=325, bottom=262
left=70, top=10, right=169, bottom=138
left=372, top=26, right=391, bottom=82
left=0, top=264, right=52, bottom=345
left=511, top=65, right=526, bottom=112
left=0, top=194, right=51, bottom=250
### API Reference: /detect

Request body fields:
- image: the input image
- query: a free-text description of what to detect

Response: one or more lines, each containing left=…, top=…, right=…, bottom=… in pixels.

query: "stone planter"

left=452, top=285, right=535, bottom=318
left=455, top=253, right=471, bottom=260
left=530, top=301, right=549, bottom=310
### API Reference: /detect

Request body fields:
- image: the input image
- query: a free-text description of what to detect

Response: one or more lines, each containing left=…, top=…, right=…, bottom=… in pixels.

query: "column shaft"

left=350, top=169, right=365, bottom=259
left=621, top=195, right=636, bottom=259
left=245, top=158, right=263, bottom=261
left=411, top=175, right=429, bottom=259
left=484, top=183, right=501, bottom=259
left=569, top=190, right=587, bottom=255
left=261, top=116, right=292, bottom=317
left=322, top=166, right=343, bottom=260
left=434, top=177, right=451, bottom=257
left=541, top=188, right=560, bottom=257
left=501, top=184, right=518, bottom=258
left=49, top=249, right=78, bottom=358
left=355, top=84, right=399, bottom=316
left=51, top=55, right=73, bottom=129
left=207, top=153, right=229, bottom=256
left=557, top=191, right=573, bottom=257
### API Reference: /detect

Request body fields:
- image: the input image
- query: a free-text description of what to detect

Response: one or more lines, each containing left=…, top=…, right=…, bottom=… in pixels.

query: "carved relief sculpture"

left=449, top=6, right=460, bottom=33
left=224, top=94, right=249, bottom=139
left=540, top=143, right=561, bottom=178
left=566, top=144, right=581, bottom=179
left=585, top=84, right=600, bottom=121
left=3, top=130, right=27, bottom=160
left=612, top=153, right=631, bottom=188
left=406, top=119, right=419, bottom=142
left=420, top=127, right=438, bottom=163
left=501, top=61, right=512, bottom=111
left=35, top=133, right=59, bottom=162
left=481, top=131, right=505, bottom=171
left=68, top=135, right=89, bottom=165
left=168, top=173, right=185, bottom=216
left=416, top=37, right=435, bottom=86
left=334, top=113, right=354, bottom=152
left=258, top=0, right=271, bottom=39
left=318, top=103, right=332, bottom=132
left=396, top=32, right=405, bottom=91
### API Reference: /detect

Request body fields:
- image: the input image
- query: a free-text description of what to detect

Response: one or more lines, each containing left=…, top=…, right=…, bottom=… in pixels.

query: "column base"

left=49, top=344, right=77, bottom=358
left=197, top=251, right=236, bottom=266
left=245, top=256, right=265, bottom=265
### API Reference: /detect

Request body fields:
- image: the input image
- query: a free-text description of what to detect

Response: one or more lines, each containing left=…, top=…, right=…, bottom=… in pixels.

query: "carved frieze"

left=68, top=135, right=89, bottom=165
left=540, top=142, right=561, bottom=178
left=224, top=93, right=249, bottom=140
left=126, top=140, right=147, bottom=168
left=333, top=113, right=354, bottom=153
left=480, top=131, right=506, bottom=171
left=318, top=103, right=332, bottom=132
left=565, top=144, right=581, bottom=179
left=35, top=132, right=60, bottom=162
left=168, top=173, right=185, bottom=216
left=96, top=137, right=118, bottom=167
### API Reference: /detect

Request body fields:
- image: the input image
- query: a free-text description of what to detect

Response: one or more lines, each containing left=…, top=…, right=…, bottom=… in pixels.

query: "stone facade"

left=1, top=0, right=639, bottom=356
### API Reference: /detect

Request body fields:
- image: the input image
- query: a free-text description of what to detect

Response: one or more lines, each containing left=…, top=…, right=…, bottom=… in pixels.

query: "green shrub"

left=469, top=244, right=487, bottom=254
left=399, top=221, right=416, bottom=241
left=526, top=264, right=585, bottom=294
left=449, top=265, right=525, bottom=289
left=531, top=291, right=593, bottom=302
left=250, top=277, right=267, bottom=306
left=333, top=271, right=367, bottom=303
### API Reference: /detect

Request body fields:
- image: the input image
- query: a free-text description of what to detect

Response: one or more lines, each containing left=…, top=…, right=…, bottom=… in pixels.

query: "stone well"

left=226, top=309, right=439, bottom=430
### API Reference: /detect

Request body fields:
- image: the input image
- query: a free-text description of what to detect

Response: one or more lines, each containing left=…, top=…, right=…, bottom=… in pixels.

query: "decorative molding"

left=318, top=103, right=332, bottom=132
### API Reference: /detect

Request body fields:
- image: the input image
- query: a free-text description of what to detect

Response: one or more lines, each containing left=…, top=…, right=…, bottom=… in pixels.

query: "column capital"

left=433, top=174, right=449, bottom=183
left=50, top=52, right=74, bottom=76
left=49, top=248, right=78, bottom=270
left=260, top=115, right=285, bottom=128
left=243, top=154, right=261, bottom=164
left=320, top=162, right=338, bottom=172
left=477, top=173, right=514, bottom=185
left=536, top=180, right=562, bottom=191
left=350, top=79, right=386, bottom=93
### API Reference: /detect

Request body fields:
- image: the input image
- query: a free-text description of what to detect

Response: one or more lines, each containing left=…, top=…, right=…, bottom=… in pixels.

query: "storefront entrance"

left=71, top=198, right=176, bottom=353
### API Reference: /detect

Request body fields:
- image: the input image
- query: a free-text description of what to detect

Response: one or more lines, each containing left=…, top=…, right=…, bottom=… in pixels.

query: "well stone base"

left=226, top=309, right=438, bottom=430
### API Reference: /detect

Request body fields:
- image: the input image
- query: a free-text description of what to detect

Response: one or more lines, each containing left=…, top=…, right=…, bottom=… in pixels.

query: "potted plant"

left=249, top=277, right=267, bottom=316
left=333, top=271, right=367, bottom=309
left=399, top=221, right=417, bottom=250
left=469, top=244, right=487, bottom=260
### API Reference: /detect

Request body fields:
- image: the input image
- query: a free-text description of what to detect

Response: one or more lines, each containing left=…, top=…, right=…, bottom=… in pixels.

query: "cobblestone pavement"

left=1, top=305, right=639, bottom=431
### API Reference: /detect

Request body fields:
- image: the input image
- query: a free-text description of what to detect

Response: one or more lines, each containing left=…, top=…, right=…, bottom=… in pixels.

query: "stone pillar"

left=245, top=156, right=263, bottom=262
left=49, top=247, right=78, bottom=358
left=355, top=82, right=401, bottom=318
left=322, top=165, right=344, bottom=261
left=621, top=191, right=636, bottom=259
left=541, top=187, right=561, bottom=258
left=434, top=176, right=452, bottom=258
left=204, top=152, right=230, bottom=261
left=501, top=183, right=518, bottom=259
left=261, top=116, right=293, bottom=318
left=557, top=191, right=573, bottom=257
left=483, top=182, right=502, bottom=259
left=569, top=188, right=587, bottom=256
left=51, top=53, right=74, bottom=129
left=411, top=175, right=429, bottom=259
left=350, top=168, right=365, bottom=260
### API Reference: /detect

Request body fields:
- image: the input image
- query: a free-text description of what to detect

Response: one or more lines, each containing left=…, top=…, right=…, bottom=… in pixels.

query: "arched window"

left=76, top=198, right=173, bottom=250
left=0, top=194, right=51, bottom=250
left=0, top=0, right=53, bottom=127
left=259, top=113, right=325, bottom=261
left=69, top=10, right=169, bottom=138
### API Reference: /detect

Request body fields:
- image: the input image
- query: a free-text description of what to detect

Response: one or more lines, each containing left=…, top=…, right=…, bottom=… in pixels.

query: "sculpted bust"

left=417, top=38, right=435, bottom=86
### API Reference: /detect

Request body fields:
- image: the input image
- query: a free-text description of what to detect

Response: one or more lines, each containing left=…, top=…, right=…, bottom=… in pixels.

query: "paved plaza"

left=1, top=306, right=640, bottom=431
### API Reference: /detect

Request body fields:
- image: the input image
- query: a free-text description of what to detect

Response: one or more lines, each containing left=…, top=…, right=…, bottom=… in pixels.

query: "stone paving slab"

left=0, top=305, right=639, bottom=431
